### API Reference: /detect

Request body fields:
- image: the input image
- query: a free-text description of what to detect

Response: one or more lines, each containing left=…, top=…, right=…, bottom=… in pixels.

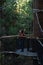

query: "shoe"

left=27, top=49, right=29, bottom=51
left=21, top=50, right=24, bottom=52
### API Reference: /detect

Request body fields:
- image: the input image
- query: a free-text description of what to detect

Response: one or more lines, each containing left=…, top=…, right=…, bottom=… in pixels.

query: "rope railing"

left=0, top=35, right=43, bottom=39
left=36, top=12, right=43, bottom=32
left=33, top=9, right=43, bottom=13
left=0, top=34, right=34, bottom=39
left=0, top=35, right=43, bottom=55
left=0, top=35, right=29, bottom=39
left=0, top=34, right=43, bottom=47
left=33, top=8, right=43, bottom=33
left=36, top=38, right=43, bottom=47
left=0, top=35, right=19, bottom=39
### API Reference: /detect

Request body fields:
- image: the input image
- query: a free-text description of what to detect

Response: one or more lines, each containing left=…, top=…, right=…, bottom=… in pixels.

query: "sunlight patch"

left=16, top=0, right=30, bottom=13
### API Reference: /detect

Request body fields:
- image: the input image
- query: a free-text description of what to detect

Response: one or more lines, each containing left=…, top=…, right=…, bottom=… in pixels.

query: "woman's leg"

left=21, top=38, right=24, bottom=52
left=27, top=38, right=29, bottom=51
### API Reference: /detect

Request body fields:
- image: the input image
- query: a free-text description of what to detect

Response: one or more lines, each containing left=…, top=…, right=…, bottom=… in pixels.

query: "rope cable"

left=33, top=9, right=43, bottom=32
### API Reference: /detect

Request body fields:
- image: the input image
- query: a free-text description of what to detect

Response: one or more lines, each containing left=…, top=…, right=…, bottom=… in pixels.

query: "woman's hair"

left=21, top=30, right=24, bottom=33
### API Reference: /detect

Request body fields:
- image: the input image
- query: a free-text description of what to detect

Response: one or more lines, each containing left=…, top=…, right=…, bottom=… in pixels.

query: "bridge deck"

left=1, top=48, right=37, bottom=57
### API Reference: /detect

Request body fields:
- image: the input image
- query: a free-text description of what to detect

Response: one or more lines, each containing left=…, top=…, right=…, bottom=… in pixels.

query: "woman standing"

left=18, top=29, right=25, bottom=52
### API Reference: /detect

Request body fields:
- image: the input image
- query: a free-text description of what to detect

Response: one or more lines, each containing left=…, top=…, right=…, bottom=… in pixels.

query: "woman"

left=18, top=29, right=25, bottom=52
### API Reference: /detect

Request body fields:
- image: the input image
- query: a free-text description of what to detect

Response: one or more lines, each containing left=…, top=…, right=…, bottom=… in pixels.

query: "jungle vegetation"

left=0, top=0, right=33, bottom=35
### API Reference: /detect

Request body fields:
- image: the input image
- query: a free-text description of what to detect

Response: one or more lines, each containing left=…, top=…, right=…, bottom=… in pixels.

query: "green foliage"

left=0, top=0, right=33, bottom=35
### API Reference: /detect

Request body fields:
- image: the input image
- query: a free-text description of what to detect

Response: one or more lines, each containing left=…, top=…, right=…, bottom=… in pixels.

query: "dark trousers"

left=27, top=38, right=29, bottom=51
left=27, top=39, right=33, bottom=51
left=17, top=37, right=25, bottom=51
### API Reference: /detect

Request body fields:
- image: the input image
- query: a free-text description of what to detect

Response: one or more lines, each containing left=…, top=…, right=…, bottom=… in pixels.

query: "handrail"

left=36, top=12, right=43, bottom=32
left=33, top=9, right=43, bottom=13
left=36, top=38, right=43, bottom=47
left=0, top=35, right=19, bottom=39
left=0, top=35, right=28, bottom=39
left=0, top=34, right=34, bottom=39
left=0, top=35, right=43, bottom=39
left=33, top=8, right=43, bottom=33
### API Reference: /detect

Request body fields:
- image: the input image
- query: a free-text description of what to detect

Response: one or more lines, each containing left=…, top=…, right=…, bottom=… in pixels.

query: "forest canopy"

left=0, top=0, right=33, bottom=35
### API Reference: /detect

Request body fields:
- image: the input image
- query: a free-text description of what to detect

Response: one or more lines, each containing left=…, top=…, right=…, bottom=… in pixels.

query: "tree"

left=0, top=0, right=33, bottom=35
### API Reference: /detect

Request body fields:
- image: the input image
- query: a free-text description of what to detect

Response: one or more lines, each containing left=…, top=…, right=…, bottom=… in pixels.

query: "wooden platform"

left=1, top=48, right=37, bottom=57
